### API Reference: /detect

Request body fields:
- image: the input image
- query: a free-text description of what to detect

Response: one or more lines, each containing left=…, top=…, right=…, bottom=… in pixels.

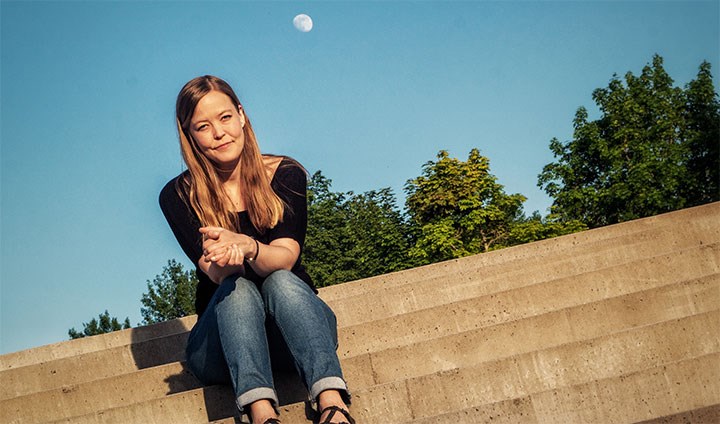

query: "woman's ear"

left=238, top=105, right=246, bottom=128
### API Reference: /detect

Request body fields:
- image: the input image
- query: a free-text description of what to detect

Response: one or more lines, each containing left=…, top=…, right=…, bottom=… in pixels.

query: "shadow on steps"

left=128, top=313, right=315, bottom=422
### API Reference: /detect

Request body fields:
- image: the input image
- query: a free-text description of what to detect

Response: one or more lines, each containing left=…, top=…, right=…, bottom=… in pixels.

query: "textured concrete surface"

left=1, top=202, right=718, bottom=423
left=0, top=316, right=196, bottom=371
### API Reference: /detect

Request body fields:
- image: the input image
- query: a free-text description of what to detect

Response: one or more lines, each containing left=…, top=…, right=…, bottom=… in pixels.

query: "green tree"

left=304, top=171, right=412, bottom=287
left=405, top=149, right=526, bottom=263
left=500, top=212, right=587, bottom=248
left=683, top=61, right=720, bottom=206
left=539, top=55, right=719, bottom=228
left=140, top=259, right=198, bottom=325
left=68, top=310, right=131, bottom=339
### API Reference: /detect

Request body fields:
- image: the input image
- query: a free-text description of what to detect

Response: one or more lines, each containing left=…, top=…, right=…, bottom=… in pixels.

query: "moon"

left=293, top=14, right=313, bottom=32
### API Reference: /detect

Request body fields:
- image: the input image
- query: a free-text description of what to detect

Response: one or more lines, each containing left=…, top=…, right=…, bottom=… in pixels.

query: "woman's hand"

left=200, top=226, right=256, bottom=267
left=199, top=226, right=301, bottom=279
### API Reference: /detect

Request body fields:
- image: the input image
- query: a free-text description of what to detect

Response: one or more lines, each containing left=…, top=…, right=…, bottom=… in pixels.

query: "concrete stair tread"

left=217, top=352, right=720, bottom=423
left=328, top=215, right=720, bottom=318
left=319, top=202, right=720, bottom=302
left=4, top=203, right=714, bottom=372
left=2, top=241, right=717, bottom=403
left=0, top=316, right=196, bottom=371
left=338, top=244, right=719, bottom=357
left=7, top=273, right=714, bottom=423
left=2, top=203, right=718, bottom=423
left=363, top=274, right=720, bottom=385
left=634, top=404, right=720, bottom=424
left=329, top=233, right=719, bottom=329
left=0, top=332, right=189, bottom=401
left=8, top=296, right=720, bottom=422
left=407, top=354, right=720, bottom=423
left=2, top=205, right=715, bottom=371
left=51, top=351, right=719, bottom=424
left=401, top=314, right=719, bottom=419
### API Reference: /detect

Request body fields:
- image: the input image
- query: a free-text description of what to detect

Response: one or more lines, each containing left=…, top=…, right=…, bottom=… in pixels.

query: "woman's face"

left=189, top=90, right=246, bottom=169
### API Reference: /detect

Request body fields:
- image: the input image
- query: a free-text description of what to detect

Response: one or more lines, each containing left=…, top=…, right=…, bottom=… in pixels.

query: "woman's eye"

left=197, top=124, right=208, bottom=131
left=221, top=115, right=232, bottom=121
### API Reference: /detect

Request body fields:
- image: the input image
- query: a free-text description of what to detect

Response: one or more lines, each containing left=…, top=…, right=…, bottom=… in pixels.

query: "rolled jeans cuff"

left=310, top=376, right=352, bottom=405
left=236, top=387, right=279, bottom=413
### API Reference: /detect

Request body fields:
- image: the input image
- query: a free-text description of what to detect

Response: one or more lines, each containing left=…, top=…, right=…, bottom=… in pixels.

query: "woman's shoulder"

left=267, top=156, right=307, bottom=183
left=159, top=171, right=190, bottom=207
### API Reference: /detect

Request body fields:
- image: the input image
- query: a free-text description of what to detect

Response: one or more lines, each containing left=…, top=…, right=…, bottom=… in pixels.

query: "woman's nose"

left=211, top=123, right=225, bottom=139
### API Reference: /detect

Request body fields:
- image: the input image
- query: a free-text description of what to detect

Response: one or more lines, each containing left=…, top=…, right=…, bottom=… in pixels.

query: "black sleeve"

left=267, top=162, right=308, bottom=248
left=159, top=176, right=204, bottom=265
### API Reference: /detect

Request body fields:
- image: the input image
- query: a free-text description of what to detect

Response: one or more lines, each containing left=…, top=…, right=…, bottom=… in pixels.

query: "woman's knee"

left=261, top=270, right=311, bottom=303
left=262, top=271, right=335, bottom=327
left=214, top=276, right=264, bottom=314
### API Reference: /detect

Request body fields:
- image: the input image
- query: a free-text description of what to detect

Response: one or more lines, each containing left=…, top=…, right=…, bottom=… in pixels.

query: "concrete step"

left=52, top=319, right=718, bottom=424
left=402, top=310, right=719, bottom=419
left=2, top=203, right=717, bottom=423
left=36, top=305, right=720, bottom=424
left=277, top=352, right=720, bottom=423
left=8, top=272, right=713, bottom=424
left=3, top=202, right=715, bottom=374
left=528, top=352, right=720, bottom=424
left=337, top=243, right=719, bottom=358
left=4, top=241, right=715, bottom=404
left=328, top=216, right=719, bottom=328
left=0, top=316, right=196, bottom=371
left=0, top=332, right=188, bottom=401
left=363, top=274, right=719, bottom=386
left=3, top=240, right=716, bottom=405
left=0, top=362, right=199, bottom=424
left=404, top=395, right=539, bottom=424
left=319, top=202, right=720, bottom=303
left=635, top=405, right=720, bottom=424
left=46, top=384, right=237, bottom=424
left=409, top=354, right=720, bottom=424
left=5, top=203, right=714, bottom=372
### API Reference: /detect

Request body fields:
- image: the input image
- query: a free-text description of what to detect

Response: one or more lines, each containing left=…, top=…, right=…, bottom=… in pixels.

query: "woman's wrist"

left=246, top=238, right=260, bottom=262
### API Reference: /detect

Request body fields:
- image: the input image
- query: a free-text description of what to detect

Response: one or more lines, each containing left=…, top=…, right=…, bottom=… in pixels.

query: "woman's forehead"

left=193, top=91, right=236, bottom=119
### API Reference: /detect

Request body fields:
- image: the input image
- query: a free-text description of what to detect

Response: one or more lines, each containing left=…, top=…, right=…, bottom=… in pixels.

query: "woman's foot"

left=249, top=399, right=279, bottom=424
left=318, top=390, right=354, bottom=424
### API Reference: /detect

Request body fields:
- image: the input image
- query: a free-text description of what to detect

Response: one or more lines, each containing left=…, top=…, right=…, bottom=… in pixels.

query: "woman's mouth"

left=214, top=141, right=232, bottom=150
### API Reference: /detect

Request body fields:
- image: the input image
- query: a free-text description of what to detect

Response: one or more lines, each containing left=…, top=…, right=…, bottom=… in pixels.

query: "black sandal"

left=262, top=419, right=281, bottom=424
left=318, top=405, right=356, bottom=424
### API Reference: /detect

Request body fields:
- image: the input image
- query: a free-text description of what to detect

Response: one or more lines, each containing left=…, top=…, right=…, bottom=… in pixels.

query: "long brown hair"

left=175, top=75, right=284, bottom=233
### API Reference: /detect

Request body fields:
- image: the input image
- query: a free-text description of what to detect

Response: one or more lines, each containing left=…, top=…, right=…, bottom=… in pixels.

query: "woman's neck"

left=215, top=163, right=244, bottom=210
left=216, top=162, right=242, bottom=183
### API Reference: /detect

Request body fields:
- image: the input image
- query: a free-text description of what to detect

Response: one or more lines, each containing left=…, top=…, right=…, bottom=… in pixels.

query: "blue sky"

left=1, top=1, right=717, bottom=355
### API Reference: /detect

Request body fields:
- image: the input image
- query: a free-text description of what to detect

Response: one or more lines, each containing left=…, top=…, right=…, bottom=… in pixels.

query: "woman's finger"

left=208, top=244, right=229, bottom=263
left=199, top=226, right=224, bottom=240
left=225, top=244, right=235, bottom=266
left=216, top=246, right=231, bottom=267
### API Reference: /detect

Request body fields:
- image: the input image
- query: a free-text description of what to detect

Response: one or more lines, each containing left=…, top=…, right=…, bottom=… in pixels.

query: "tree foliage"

left=682, top=61, right=720, bottom=205
left=304, top=171, right=412, bottom=287
left=405, top=149, right=527, bottom=263
left=140, top=259, right=198, bottom=325
left=539, top=55, right=720, bottom=228
left=68, top=310, right=131, bottom=339
left=500, top=212, right=587, bottom=248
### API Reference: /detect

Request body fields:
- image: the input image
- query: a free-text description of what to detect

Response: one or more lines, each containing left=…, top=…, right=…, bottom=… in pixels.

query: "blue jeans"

left=185, top=270, right=350, bottom=412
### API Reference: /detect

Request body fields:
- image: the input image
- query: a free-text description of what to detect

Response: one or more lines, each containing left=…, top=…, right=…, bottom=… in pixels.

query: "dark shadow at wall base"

left=633, top=404, right=720, bottom=424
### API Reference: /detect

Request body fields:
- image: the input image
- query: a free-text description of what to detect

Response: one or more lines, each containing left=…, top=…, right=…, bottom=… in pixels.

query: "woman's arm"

left=200, top=227, right=300, bottom=278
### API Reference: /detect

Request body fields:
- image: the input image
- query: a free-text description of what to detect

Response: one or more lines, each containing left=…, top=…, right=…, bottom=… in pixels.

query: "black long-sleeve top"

left=159, top=158, right=315, bottom=318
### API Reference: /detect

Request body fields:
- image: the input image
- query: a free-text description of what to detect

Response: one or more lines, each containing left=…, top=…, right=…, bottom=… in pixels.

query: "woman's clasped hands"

left=200, top=226, right=255, bottom=267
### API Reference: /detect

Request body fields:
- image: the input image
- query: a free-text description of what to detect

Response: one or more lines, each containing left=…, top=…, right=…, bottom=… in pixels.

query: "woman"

left=159, top=75, right=354, bottom=424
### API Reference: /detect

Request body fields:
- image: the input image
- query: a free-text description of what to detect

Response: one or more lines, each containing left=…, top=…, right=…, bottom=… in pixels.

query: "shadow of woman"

left=129, top=313, right=312, bottom=422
